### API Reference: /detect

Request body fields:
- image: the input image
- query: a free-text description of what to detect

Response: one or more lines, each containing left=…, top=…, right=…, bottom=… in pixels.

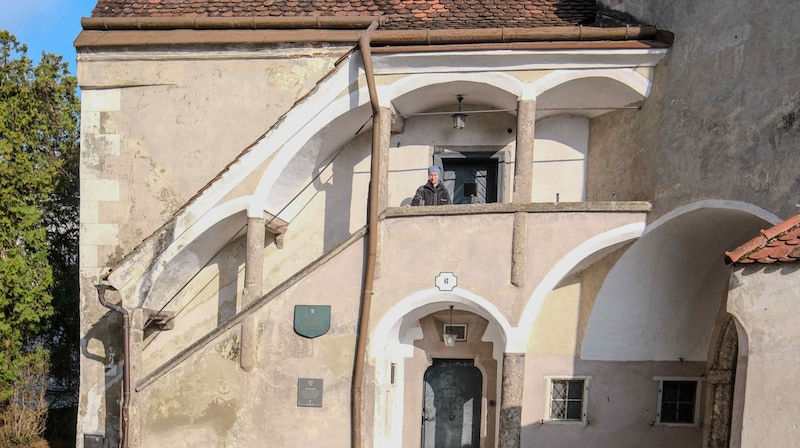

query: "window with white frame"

left=655, top=377, right=702, bottom=425
left=546, top=377, right=589, bottom=422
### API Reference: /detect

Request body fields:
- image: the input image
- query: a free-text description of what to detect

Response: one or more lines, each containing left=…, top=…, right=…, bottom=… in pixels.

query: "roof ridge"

left=725, top=215, right=800, bottom=264
left=760, top=214, right=800, bottom=240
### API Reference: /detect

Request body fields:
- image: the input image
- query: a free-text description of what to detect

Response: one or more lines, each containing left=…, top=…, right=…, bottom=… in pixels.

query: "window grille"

left=549, top=379, right=585, bottom=421
left=653, top=377, right=702, bottom=426
left=658, top=380, right=698, bottom=424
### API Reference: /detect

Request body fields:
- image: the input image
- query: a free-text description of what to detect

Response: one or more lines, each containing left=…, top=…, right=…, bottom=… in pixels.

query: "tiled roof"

left=725, top=215, right=800, bottom=264
left=91, top=0, right=598, bottom=29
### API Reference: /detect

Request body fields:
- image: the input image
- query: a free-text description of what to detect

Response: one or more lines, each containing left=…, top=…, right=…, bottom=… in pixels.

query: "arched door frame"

left=368, top=288, right=513, bottom=448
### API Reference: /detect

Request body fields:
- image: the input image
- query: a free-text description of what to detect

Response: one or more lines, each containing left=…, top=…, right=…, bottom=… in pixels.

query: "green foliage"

left=0, top=350, right=49, bottom=447
left=0, top=30, right=79, bottom=409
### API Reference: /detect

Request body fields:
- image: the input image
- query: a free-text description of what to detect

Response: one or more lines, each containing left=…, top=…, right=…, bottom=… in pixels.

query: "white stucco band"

left=371, top=48, right=668, bottom=75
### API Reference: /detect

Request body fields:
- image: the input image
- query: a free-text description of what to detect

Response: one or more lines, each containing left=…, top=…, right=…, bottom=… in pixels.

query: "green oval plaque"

left=294, top=305, right=331, bottom=339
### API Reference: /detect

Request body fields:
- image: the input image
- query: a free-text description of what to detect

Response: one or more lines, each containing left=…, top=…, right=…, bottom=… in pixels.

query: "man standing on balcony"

left=411, top=165, right=452, bottom=206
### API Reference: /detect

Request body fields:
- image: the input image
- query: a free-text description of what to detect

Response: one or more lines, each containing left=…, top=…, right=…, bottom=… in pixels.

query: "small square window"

left=547, top=377, right=588, bottom=422
left=443, top=324, right=467, bottom=342
left=655, top=378, right=701, bottom=425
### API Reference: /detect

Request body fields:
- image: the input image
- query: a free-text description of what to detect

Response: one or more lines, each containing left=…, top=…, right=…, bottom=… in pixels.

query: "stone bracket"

left=143, top=309, right=176, bottom=330
left=265, top=212, right=288, bottom=249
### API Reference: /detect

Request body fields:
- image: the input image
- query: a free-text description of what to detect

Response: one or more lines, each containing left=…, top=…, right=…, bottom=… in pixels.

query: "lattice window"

left=548, top=378, right=587, bottom=422
left=655, top=378, right=702, bottom=425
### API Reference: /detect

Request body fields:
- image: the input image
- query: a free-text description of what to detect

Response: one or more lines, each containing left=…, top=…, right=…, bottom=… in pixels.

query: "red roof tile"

left=91, top=0, right=598, bottom=29
left=725, top=215, right=800, bottom=264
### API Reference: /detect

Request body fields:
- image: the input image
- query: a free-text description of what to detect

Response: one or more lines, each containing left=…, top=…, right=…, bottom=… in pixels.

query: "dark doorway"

left=422, top=359, right=483, bottom=448
left=707, top=315, right=738, bottom=447
left=441, top=155, right=499, bottom=204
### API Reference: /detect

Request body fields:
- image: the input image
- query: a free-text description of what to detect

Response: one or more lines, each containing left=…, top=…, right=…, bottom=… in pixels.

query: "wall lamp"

left=452, top=95, right=467, bottom=130
left=444, top=305, right=457, bottom=347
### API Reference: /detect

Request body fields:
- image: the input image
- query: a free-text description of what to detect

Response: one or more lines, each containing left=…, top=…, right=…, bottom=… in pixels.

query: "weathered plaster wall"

left=591, top=0, right=800, bottom=220
left=78, top=50, right=343, bottom=257
left=137, top=230, right=365, bottom=447
left=727, top=263, right=800, bottom=448
left=521, top=356, right=704, bottom=448
left=76, top=23, right=745, bottom=447
left=520, top=263, right=706, bottom=447
left=77, top=46, right=346, bottom=445
left=375, top=210, right=646, bottom=325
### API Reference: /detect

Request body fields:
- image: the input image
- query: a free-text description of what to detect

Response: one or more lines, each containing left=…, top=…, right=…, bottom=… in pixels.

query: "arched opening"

left=369, top=291, right=511, bottom=448
left=582, top=202, right=776, bottom=361
left=705, top=315, right=739, bottom=448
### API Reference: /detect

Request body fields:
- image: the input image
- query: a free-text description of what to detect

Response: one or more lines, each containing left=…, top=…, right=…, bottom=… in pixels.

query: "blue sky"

left=1, top=0, right=96, bottom=74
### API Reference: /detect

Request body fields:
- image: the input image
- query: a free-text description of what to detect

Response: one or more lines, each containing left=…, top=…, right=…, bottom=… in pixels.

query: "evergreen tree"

left=0, top=30, right=79, bottom=411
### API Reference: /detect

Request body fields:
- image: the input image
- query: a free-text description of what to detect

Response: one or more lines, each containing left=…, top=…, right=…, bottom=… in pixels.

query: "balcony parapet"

left=383, top=201, right=652, bottom=219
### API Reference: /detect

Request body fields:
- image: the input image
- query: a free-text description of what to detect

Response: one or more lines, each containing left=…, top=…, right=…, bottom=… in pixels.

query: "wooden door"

left=421, top=359, right=483, bottom=448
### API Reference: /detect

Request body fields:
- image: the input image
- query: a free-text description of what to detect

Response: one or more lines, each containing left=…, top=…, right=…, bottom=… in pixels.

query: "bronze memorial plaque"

left=297, top=378, right=323, bottom=407
left=294, top=305, right=331, bottom=339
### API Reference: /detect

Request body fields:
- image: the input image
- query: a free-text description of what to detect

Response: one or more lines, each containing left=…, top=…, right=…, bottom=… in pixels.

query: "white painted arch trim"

left=254, top=68, right=653, bottom=219
left=175, top=57, right=658, bottom=235
left=368, top=287, right=517, bottom=360
left=163, top=196, right=251, bottom=261
left=120, top=63, right=660, bottom=295
left=642, top=199, right=781, bottom=236
left=128, top=197, right=252, bottom=299
left=523, top=68, right=653, bottom=100
left=516, top=222, right=647, bottom=341
left=253, top=87, right=373, bottom=217
left=384, top=71, right=524, bottom=103
left=254, top=71, right=525, bottom=219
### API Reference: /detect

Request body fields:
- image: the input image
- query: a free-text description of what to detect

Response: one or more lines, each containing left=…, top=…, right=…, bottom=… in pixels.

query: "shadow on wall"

left=216, top=236, right=245, bottom=326
left=80, top=309, right=123, bottom=446
left=314, top=130, right=369, bottom=253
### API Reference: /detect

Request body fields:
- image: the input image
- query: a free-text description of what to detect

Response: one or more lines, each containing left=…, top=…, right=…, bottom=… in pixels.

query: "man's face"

left=428, top=171, right=439, bottom=185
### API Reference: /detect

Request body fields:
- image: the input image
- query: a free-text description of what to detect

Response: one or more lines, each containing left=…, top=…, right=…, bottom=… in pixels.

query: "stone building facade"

left=75, top=0, right=800, bottom=447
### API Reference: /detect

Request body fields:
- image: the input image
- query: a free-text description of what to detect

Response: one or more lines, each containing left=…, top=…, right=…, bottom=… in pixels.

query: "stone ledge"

left=383, top=201, right=652, bottom=218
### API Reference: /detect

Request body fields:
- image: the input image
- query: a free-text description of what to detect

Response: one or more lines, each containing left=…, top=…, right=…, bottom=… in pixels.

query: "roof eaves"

left=725, top=215, right=800, bottom=265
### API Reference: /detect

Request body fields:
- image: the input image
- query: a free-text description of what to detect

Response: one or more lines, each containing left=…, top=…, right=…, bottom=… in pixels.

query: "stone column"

left=511, top=99, right=535, bottom=286
left=498, top=352, right=525, bottom=448
left=513, top=99, right=535, bottom=204
left=243, top=215, right=265, bottom=306
left=510, top=212, right=528, bottom=287
left=240, top=215, right=265, bottom=372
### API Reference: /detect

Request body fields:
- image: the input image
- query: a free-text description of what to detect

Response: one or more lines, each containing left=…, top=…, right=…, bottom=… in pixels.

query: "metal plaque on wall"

left=294, top=305, right=331, bottom=339
left=297, top=378, right=324, bottom=407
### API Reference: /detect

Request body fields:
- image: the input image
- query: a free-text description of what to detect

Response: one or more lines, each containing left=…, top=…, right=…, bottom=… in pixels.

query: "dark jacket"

left=411, top=182, right=451, bottom=206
